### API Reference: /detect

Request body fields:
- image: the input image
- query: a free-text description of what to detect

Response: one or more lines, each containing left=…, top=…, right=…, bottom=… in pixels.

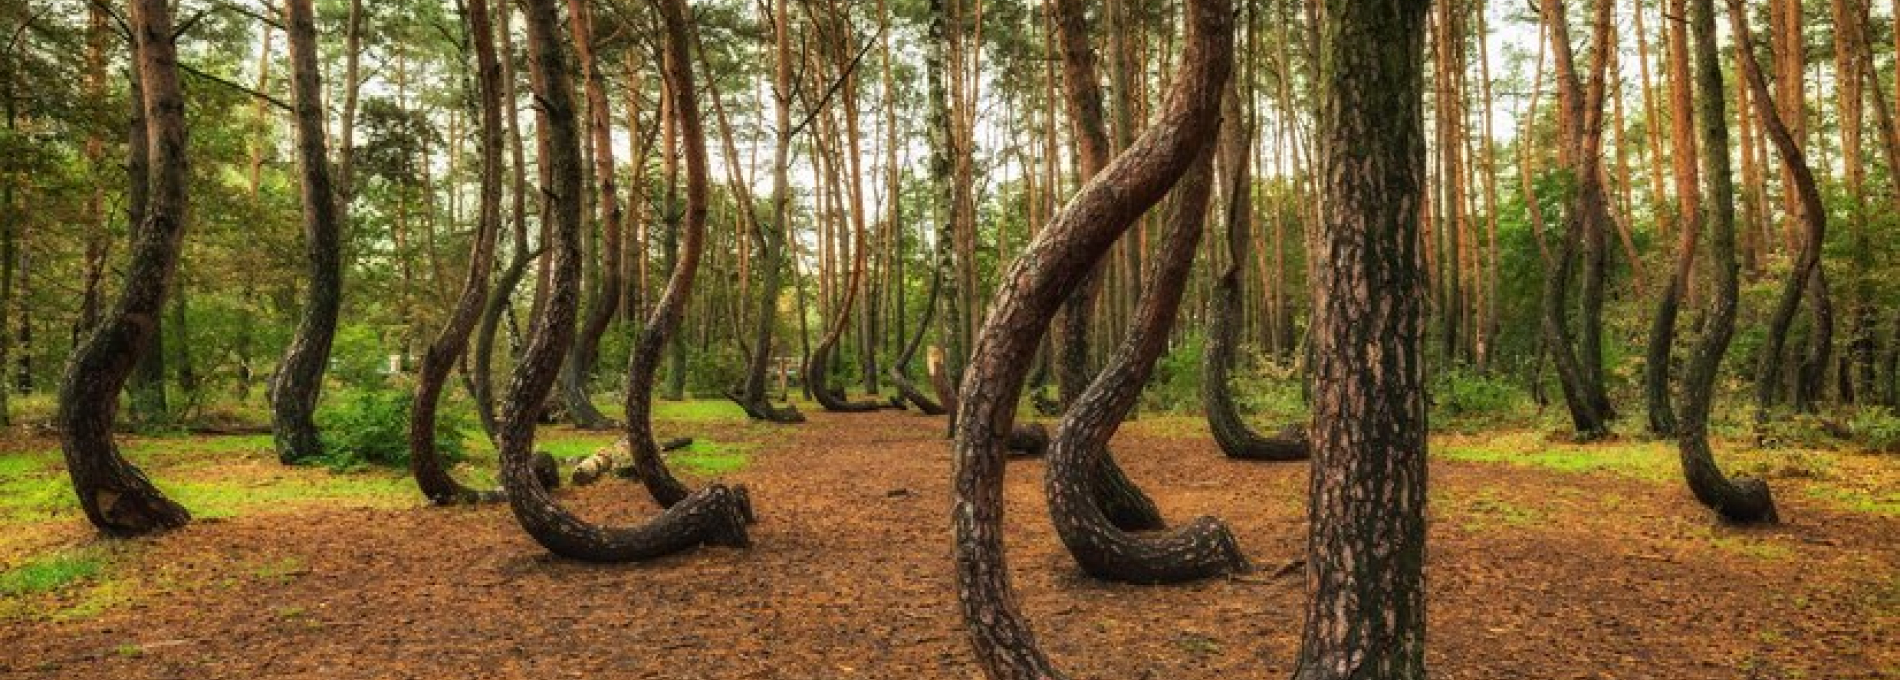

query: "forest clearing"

left=2, top=405, right=1894, bottom=678
left=3, top=0, right=1900, bottom=676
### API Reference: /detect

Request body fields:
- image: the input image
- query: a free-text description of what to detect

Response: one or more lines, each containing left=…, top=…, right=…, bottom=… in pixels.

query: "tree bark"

left=471, top=1, right=535, bottom=441
left=270, top=0, right=346, bottom=465
left=555, top=0, right=621, bottom=430
left=1729, top=0, right=1830, bottom=422
left=503, top=0, right=748, bottom=562
left=1645, top=0, right=1705, bottom=437
left=58, top=0, right=194, bottom=536
left=731, top=0, right=804, bottom=424
left=1205, top=83, right=1308, bottom=462
left=1046, top=147, right=1248, bottom=584
left=949, top=0, right=1230, bottom=674
left=1677, top=0, right=1777, bottom=524
left=1290, top=2, right=1431, bottom=677
left=411, top=0, right=507, bottom=505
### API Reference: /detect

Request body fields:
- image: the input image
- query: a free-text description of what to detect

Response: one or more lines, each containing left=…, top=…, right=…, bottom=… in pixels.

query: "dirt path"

left=3, top=409, right=1895, bottom=679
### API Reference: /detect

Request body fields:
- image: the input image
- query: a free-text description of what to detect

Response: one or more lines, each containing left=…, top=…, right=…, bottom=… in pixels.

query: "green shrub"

left=1432, top=369, right=1529, bottom=427
left=1849, top=407, right=1900, bottom=453
left=310, top=390, right=468, bottom=472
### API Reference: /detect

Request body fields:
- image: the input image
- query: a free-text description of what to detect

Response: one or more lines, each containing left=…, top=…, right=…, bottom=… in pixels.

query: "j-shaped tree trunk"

left=887, top=270, right=947, bottom=415
left=555, top=0, right=622, bottom=430
left=730, top=0, right=803, bottom=425
left=620, top=0, right=755, bottom=522
left=1290, top=2, right=1431, bottom=678
left=1046, top=148, right=1248, bottom=584
left=808, top=128, right=882, bottom=413
left=471, top=0, right=534, bottom=441
left=58, top=0, right=194, bottom=536
left=1044, top=0, right=1165, bottom=533
left=502, top=0, right=748, bottom=561
left=270, top=0, right=347, bottom=465
left=1205, top=82, right=1308, bottom=462
left=949, top=1, right=1231, bottom=675
left=1673, top=0, right=1778, bottom=524
left=1537, top=0, right=1616, bottom=441
left=411, top=0, right=506, bottom=506
left=1729, top=0, right=1829, bottom=424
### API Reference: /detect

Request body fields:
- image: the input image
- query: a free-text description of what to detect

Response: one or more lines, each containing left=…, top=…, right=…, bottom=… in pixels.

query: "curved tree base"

left=70, top=449, right=192, bottom=537
left=1216, top=423, right=1310, bottom=461
left=1680, top=434, right=1778, bottom=524
left=1091, top=449, right=1166, bottom=531
left=1051, top=506, right=1250, bottom=584
left=725, top=390, right=807, bottom=423
left=508, top=477, right=751, bottom=562
left=888, top=371, right=947, bottom=415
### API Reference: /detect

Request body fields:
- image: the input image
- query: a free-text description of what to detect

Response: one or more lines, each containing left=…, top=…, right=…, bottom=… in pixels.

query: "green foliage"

left=328, top=325, right=398, bottom=391
left=1144, top=331, right=1207, bottom=413
left=311, top=390, right=467, bottom=472
left=1432, top=369, right=1532, bottom=429
left=1848, top=407, right=1900, bottom=454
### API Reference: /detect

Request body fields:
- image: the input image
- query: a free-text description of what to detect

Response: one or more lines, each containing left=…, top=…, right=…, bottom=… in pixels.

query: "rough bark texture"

left=1729, top=0, right=1829, bottom=422
left=1046, top=149, right=1249, bottom=584
left=269, top=0, right=346, bottom=464
left=949, top=0, right=1231, bottom=675
left=555, top=0, right=621, bottom=430
left=1206, top=84, right=1308, bottom=462
left=471, top=0, right=533, bottom=441
left=1676, top=0, right=1779, bottom=524
left=620, top=0, right=755, bottom=525
left=1645, top=0, right=1706, bottom=437
left=1291, top=1, right=1432, bottom=678
left=411, top=0, right=506, bottom=506
left=502, top=0, right=748, bottom=562
left=58, top=0, right=193, bottom=536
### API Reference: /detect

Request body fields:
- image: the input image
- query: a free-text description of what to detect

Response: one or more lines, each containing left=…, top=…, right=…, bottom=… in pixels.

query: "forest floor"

left=1, top=401, right=1896, bottom=679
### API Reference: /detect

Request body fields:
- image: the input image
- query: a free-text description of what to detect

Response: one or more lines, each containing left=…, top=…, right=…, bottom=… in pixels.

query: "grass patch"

left=1442, top=489, right=1547, bottom=532
left=672, top=439, right=756, bottom=476
left=0, top=550, right=105, bottom=596
left=156, top=472, right=416, bottom=520
left=654, top=400, right=752, bottom=424
left=1437, top=435, right=1677, bottom=482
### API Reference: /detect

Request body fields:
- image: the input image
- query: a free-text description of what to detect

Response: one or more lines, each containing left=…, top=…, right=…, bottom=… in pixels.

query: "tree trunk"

left=1645, top=0, right=1705, bottom=437
left=1206, top=83, right=1308, bottom=462
left=502, top=0, right=748, bottom=562
left=411, top=0, right=507, bottom=506
left=1291, top=2, right=1430, bottom=677
left=1730, top=0, right=1830, bottom=422
left=125, top=68, right=164, bottom=427
left=58, top=0, right=194, bottom=536
left=731, top=0, right=804, bottom=424
left=270, top=0, right=346, bottom=465
left=949, top=1, right=1230, bottom=674
left=1677, top=0, right=1777, bottom=524
left=1046, top=147, right=1248, bottom=584
left=555, top=0, right=621, bottom=430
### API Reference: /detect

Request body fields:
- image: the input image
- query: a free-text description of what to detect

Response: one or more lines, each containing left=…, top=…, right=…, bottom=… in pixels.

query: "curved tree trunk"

left=1675, top=0, right=1778, bottom=524
left=59, top=0, right=193, bottom=536
left=1044, top=0, right=1165, bottom=533
left=1730, top=0, right=1829, bottom=423
left=949, top=1, right=1231, bottom=674
left=808, top=141, right=882, bottom=413
left=270, top=0, right=347, bottom=464
left=731, top=0, right=804, bottom=425
left=887, top=270, right=947, bottom=415
left=1205, top=82, right=1308, bottom=462
left=554, top=0, right=621, bottom=431
left=1046, top=148, right=1248, bottom=584
left=621, top=0, right=755, bottom=522
left=471, top=1, right=534, bottom=442
left=1645, top=0, right=1706, bottom=438
left=502, top=0, right=748, bottom=562
left=411, top=0, right=506, bottom=506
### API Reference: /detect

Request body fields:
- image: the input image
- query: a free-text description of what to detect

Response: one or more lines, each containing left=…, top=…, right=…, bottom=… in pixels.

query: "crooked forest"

left=0, top=0, right=1896, bottom=677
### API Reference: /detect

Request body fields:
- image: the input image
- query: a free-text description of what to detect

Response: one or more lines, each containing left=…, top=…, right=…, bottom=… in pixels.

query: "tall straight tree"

left=270, top=0, right=346, bottom=464
left=58, top=0, right=194, bottom=535
left=730, top=0, right=804, bottom=424
left=556, top=0, right=622, bottom=429
left=410, top=0, right=506, bottom=505
left=1675, top=0, right=1778, bottom=524
left=948, top=0, right=1231, bottom=674
left=1291, top=0, right=1431, bottom=677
